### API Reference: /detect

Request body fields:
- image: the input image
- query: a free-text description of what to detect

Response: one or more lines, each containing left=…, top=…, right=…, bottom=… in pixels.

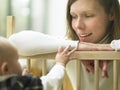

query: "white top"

left=8, top=30, right=120, bottom=90
left=9, top=30, right=79, bottom=56
left=110, top=40, right=120, bottom=51
left=41, top=63, right=65, bottom=90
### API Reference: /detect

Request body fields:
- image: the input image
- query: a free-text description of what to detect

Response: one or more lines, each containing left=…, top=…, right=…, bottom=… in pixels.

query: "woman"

left=66, top=0, right=120, bottom=89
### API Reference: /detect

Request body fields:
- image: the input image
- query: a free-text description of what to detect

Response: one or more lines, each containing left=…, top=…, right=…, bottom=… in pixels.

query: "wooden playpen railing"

left=6, top=16, right=120, bottom=90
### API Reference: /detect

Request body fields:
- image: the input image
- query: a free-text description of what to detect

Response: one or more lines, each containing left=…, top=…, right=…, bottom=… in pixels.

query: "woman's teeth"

left=80, top=33, right=92, bottom=37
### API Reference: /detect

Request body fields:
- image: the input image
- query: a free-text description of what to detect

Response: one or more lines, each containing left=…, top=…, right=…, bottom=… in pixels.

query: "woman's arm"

left=8, top=30, right=120, bottom=78
left=77, top=42, right=114, bottom=51
left=9, top=30, right=120, bottom=56
left=8, top=30, right=78, bottom=56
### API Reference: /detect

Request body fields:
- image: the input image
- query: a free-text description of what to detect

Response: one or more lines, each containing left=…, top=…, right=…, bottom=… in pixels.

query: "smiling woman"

left=66, top=0, right=120, bottom=90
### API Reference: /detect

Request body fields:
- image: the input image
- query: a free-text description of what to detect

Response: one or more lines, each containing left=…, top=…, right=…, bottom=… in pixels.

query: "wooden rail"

left=20, top=51, right=120, bottom=90
left=6, top=16, right=120, bottom=90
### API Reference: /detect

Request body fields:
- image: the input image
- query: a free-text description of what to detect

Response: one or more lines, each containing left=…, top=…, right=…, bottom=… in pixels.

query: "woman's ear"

left=109, top=12, right=114, bottom=21
left=1, top=62, right=9, bottom=75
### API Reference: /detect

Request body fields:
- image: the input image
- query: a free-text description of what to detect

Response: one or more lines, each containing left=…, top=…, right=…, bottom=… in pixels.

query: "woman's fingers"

left=101, top=61, right=109, bottom=78
left=81, top=60, right=109, bottom=78
left=81, top=60, right=94, bottom=73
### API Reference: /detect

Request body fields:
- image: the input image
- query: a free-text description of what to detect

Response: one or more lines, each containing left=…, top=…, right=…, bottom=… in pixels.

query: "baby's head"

left=0, top=36, right=22, bottom=75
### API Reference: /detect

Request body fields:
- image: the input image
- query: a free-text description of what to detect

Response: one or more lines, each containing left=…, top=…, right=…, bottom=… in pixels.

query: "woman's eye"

left=71, top=15, right=77, bottom=19
left=85, top=14, right=94, bottom=18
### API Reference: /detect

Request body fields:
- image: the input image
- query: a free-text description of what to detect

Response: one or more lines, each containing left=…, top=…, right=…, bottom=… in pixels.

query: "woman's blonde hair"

left=66, top=0, right=120, bottom=41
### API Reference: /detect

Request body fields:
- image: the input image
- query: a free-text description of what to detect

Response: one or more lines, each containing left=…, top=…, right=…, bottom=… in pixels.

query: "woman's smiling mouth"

left=80, top=33, right=92, bottom=37
left=79, top=33, right=92, bottom=41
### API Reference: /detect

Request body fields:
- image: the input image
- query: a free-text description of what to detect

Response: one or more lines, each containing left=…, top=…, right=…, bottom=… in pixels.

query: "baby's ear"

left=1, top=62, right=9, bottom=75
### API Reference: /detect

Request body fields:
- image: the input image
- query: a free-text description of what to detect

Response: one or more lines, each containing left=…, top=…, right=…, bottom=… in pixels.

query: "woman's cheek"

left=72, top=21, right=76, bottom=31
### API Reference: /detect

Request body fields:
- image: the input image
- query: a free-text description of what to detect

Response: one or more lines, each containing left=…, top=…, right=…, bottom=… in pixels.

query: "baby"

left=0, top=36, right=76, bottom=90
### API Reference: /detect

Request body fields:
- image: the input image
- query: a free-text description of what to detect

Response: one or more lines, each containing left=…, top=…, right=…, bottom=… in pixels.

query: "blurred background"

left=0, top=0, right=67, bottom=38
left=1, top=0, right=120, bottom=37
left=0, top=0, right=68, bottom=70
left=1, top=0, right=120, bottom=70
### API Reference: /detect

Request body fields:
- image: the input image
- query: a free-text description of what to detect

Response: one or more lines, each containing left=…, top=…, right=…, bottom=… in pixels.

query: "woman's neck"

left=99, top=34, right=111, bottom=44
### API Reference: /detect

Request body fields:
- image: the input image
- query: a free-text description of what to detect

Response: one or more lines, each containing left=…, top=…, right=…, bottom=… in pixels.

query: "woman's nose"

left=75, top=18, right=85, bottom=29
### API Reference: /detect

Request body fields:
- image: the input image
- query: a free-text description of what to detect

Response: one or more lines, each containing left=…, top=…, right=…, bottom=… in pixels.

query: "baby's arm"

left=40, top=46, right=76, bottom=90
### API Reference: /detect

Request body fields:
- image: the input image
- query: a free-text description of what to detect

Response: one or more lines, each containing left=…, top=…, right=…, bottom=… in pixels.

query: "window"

left=0, top=0, right=67, bottom=38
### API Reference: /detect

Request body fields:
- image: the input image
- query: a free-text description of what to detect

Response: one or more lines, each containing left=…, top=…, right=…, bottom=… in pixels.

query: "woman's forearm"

left=8, top=30, right=120, bottom=57
left=78, top=42, right=114, bottom=51
left=8, top=30, right=78, bottom=56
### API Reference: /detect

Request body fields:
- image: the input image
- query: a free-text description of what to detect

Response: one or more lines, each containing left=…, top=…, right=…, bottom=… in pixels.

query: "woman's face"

left=70, top=0, right=113, bottom=43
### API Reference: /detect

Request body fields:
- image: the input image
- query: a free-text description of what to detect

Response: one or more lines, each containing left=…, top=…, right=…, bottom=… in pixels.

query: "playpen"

left=6, top=16, right=120, bottom=90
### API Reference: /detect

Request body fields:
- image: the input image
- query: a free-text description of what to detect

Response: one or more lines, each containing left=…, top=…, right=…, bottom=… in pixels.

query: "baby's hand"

left=22, top=68, right=30, bottom=75
left=55, top=45, right=77, bottom=67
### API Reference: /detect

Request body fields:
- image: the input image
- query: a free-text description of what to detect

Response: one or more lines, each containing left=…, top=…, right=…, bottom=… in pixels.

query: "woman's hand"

left=81, top=60, right=109, bottom=78
left=81, top=60, right=94, bottom=73
left=78, top=42, right=113, bottom=78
